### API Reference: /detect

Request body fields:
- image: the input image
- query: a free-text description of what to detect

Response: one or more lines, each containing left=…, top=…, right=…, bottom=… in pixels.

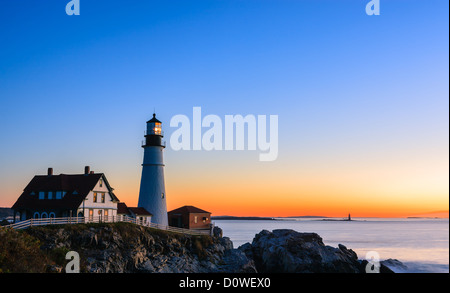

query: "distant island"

left=211, top=216, right=277, bottom=220
left=0, top=207, right=13, bottom=219
left=211, top=215, right=330, bottom=220
left=283, top=216, right=329, bottom=219
left=407, top=217, right=442, bottom=219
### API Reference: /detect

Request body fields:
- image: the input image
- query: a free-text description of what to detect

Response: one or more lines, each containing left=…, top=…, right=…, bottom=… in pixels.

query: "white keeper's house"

left=12, top=166, right=121, bottom=222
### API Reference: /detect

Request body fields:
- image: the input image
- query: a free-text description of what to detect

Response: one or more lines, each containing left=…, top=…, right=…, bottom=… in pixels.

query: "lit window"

left=154, top=123, right=161, bottom=135
left=93, top=192, right=97, bottom=202
left=99, top=178, right=103, bottom=187
left=194, top=216, right=198, bottom=224
left=101, top=193, right=105, bottom=203
left=150, top=122, right=162, bottom=135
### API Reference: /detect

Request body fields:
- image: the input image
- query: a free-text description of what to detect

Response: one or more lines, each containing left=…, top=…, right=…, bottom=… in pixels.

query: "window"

left=203, top=217, right=207, bottom=223
left=56, top=191, right=62, bottom=199
left=161, top=192, right=165, bottom=199
left=89, top=209, right=93, bottom=220
left=93, top=192, right=97, bottom=202
left=99, top=178, right=103, bottom=187
left=39, top=192, right=45, bottom=199
left=48, top=191, right=53, bottom=200
left=101, top=193, right=105, bottom=203
left=194, top=216, right=198, bottom=224
left=149, top=122, right=162, bottom=135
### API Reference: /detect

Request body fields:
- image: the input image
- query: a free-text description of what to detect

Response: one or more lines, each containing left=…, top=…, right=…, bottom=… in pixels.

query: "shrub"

left=0, top=227, right=51, bottom=273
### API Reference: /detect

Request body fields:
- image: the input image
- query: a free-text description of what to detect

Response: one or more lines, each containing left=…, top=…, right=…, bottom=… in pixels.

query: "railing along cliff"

left=5, top=215, right=212, bottom=236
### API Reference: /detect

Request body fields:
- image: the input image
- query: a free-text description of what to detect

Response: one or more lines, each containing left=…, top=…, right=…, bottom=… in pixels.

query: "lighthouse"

left=137, top=113, right=168, bottom=226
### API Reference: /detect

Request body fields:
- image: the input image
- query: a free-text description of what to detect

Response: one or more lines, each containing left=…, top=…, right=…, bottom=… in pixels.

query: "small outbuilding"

left=117, top=202, right=152, bottom=225
left=168, top=205, right=211, bottom=230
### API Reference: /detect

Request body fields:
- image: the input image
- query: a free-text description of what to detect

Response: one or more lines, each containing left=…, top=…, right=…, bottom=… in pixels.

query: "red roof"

left=12, top=173, right=120, bottom=210
left=168, top=205, right=211, bottom=215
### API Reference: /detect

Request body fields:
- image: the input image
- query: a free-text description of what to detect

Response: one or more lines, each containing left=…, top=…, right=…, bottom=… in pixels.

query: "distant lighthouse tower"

left=138, top=113, right=168, bottom=226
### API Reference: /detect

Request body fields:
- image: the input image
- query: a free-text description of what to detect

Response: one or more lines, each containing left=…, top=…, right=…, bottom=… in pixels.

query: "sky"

left=0, top=0, right=448, bottom=217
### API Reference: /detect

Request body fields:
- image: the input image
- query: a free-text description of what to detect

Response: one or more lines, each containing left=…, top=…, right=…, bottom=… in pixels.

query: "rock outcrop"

left=239, top=229, right=362, bottom=273
left=239, top=229, right=395, bottom=273
left=24, top=223, right=256, bottom=273
left=11, top=224, right=397, bottom=273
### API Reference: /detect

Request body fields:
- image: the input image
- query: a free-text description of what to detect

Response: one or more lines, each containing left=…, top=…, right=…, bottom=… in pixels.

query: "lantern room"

left=146, top=113, right=162, bottom=136
left=144, top=113, right=164, bottom=148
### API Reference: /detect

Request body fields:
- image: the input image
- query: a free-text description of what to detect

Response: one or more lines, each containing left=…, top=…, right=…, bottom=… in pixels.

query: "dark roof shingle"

left=117, top=202, right=152, bottom=216
left=12, top=173, right=120, bottom=210
left=168, top=205, right=211, bottom=215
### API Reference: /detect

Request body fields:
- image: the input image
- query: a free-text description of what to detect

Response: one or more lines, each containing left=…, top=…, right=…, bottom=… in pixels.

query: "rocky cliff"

left=22, top=223, right=255, bottom=273
left=1, top=223, right=396, bottom=273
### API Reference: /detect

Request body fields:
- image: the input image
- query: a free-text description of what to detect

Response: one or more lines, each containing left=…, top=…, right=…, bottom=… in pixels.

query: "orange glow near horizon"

left=1, top=148, right=448, bottom=219
left=104, top=164, right=449, bottom=218
left=1, top=171, right=448, bottom=218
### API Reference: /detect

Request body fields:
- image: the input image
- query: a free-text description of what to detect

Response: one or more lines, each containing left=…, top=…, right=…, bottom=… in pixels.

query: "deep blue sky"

left=0, top=0, right=448, bottom=215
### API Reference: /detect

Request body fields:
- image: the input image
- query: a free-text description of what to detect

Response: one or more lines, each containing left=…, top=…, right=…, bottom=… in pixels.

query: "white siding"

left=76, top=176, right=118, bottom=219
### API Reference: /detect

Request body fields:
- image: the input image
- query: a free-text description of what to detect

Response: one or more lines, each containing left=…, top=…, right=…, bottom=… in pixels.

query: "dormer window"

left=99, top=178, right=103, bottom=188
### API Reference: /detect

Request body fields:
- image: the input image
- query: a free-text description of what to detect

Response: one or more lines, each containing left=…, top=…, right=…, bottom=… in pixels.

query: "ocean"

left=214, top=218, right=449, bottom=273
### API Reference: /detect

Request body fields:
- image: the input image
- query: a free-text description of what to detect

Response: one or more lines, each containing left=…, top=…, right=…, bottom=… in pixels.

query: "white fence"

left=6, top=215, right=212, bottom=236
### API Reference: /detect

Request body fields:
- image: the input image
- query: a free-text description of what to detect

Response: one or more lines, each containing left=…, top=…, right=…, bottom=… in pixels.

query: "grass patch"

left=192, top=235, right=214, bottom=260
left=0, top=226, right=50, bottom=273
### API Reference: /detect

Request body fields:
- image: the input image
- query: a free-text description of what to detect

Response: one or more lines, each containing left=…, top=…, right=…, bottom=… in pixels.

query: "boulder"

left=240, top=229, right=362, bottom=273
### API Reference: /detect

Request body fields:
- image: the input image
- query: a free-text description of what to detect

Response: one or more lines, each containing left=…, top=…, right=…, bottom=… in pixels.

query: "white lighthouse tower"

left=137, top=113, right=168, bottom=226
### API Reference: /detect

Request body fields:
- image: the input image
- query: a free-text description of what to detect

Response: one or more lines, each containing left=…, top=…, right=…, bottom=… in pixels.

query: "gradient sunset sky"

left=0, top=0, right=448, bottom=217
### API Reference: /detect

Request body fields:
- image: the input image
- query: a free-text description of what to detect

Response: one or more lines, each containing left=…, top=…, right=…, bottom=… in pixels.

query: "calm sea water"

left=214, top=218, right=449, bottom=273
